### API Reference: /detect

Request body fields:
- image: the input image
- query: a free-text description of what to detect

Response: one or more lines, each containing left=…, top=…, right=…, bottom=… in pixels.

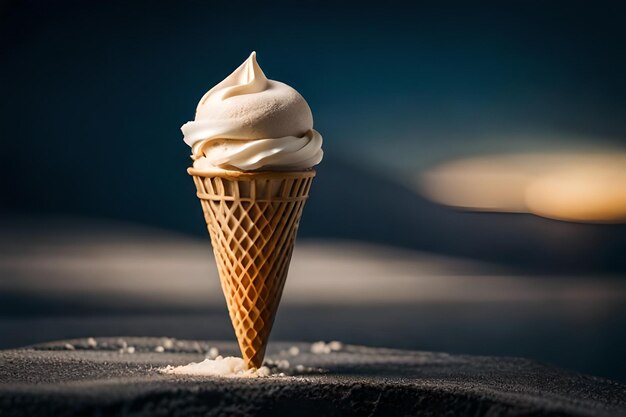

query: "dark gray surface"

left=1, top=338, right=625, bottom=416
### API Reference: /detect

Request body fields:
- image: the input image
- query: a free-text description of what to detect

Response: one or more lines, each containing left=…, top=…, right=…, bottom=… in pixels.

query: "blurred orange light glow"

left=419, top=153, right=626, bottom=223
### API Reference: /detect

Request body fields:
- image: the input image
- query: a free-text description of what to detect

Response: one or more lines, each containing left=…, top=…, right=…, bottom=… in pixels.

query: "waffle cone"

left=188, top=168, right=315, bottom=369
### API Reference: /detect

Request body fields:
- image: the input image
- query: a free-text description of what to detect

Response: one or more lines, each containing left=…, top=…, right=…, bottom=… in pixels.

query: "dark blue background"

left=2, top=0, right=626, bottom=273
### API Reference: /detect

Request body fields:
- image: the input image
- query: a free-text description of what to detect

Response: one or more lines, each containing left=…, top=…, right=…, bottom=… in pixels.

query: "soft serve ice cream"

left=182, top=52, right=323, bottom=172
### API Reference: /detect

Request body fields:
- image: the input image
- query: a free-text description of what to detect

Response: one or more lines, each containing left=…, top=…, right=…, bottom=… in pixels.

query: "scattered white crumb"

left=162, top=338, right=174, bottom=349
left=86, top=338, right=97, bottom=348
left=278, top=372, right=285, bottom=377
left=155, top=346, right=165, bottom=353
left=277, top=360, right=290, bottom=370
left=311, top=341, right=343, bottom=354
left=328, top=341, right=343, bottom=351
left=310, top=342, right=327, bottom=354
left=207, top=347, right=219, bottom=359
left=118, top=342, right=135, bottom=354
left=64, top=343, right=75, bottom=351
left=288, top=346, right=300, bottom=356
left=295, top=365, right=305, bottom=372
left=161, top=356, right=274, bottom=378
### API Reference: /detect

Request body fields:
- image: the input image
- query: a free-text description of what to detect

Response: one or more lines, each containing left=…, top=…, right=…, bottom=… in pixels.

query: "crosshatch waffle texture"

left=188, top=169, right=315, bottom=369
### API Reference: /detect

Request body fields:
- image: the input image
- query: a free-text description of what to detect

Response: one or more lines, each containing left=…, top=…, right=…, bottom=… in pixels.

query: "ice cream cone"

left=188, top=168, right=315, bottom=369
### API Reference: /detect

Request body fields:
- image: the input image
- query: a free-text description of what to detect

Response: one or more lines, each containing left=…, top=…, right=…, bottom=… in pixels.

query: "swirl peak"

left=199, top=52, right=268, bottom=106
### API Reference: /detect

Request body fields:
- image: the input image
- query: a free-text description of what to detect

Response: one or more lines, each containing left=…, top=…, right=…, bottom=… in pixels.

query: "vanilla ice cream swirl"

left=181, top=52, right=323, bottom=172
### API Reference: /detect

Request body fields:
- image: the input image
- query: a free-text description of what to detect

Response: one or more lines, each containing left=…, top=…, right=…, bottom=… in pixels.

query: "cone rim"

left=187, top=167, right=316, bottom=180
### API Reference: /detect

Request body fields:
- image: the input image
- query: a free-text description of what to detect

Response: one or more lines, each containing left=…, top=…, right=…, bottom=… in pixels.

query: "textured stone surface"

left=1, top=338, right=625, bottom=417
